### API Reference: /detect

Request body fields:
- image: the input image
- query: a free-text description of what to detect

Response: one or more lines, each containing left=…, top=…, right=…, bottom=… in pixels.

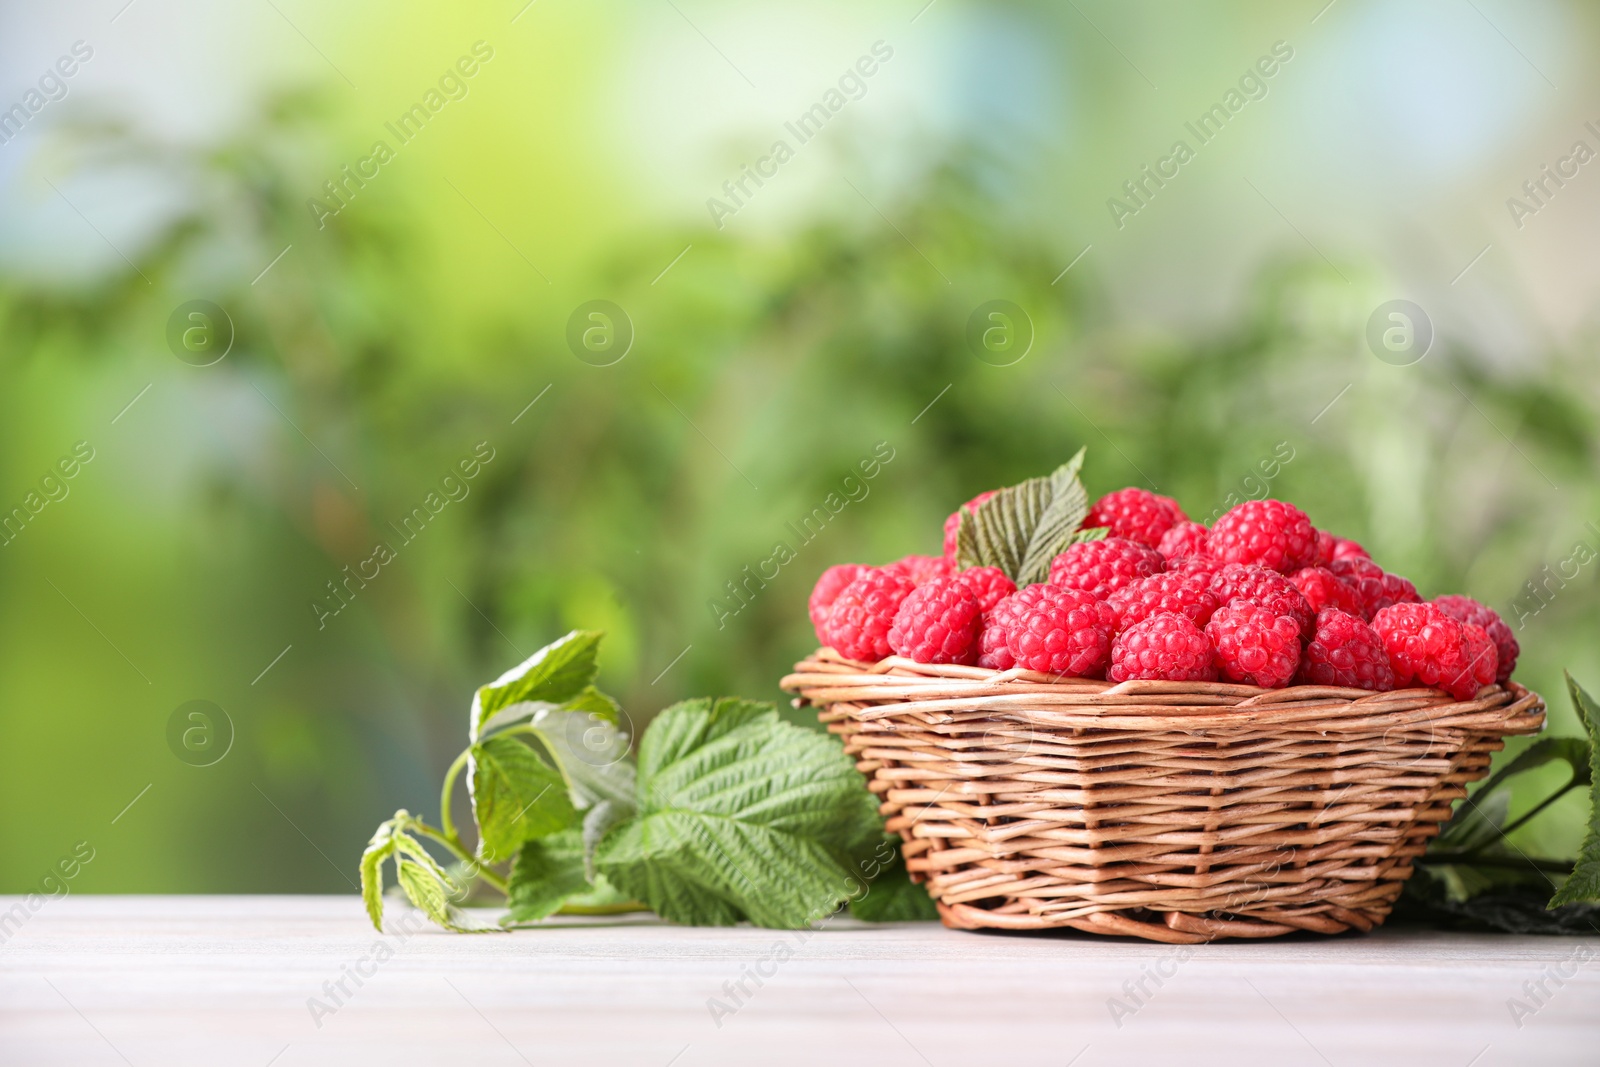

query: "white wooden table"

left=2, top=896, right=1596, bottom=1066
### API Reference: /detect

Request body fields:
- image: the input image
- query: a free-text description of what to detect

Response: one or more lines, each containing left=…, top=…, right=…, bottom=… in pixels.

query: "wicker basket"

left=782, top=650, right=1545, bottom=943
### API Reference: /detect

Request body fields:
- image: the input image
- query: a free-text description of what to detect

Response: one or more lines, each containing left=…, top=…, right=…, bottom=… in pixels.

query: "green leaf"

left=595, top=697, right=883, bottom=928
left=848, top=836, right=938, bottom=922
left=956, top=448, right=1091, bottom=584
left=1567, top=670, right=1598, bottom=733
left=469, top=736, right=578, bottom=862
left=522, top=706, right=637, bottom=810
left=1399, top=866, right=1600, bottom=934
left=391, top=834, right=498, bottom=933
left=564, top=685, right=621, bottom=724
left=1550, top=677, right=1600, bottom=907
left=504, top=829, right=592, bottom=924
left=360, top=816, right=400, bottom=932
left=470, top=630, right=603, bottom=741
left=582, top=798, right=631, bottom=882
left=1436, top=737, right=1590, bottom=853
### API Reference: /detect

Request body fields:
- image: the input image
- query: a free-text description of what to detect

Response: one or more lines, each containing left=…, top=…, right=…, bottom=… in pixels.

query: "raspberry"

left=1210, top=564, right=1315, bottom=639
left=1296, top=608, right=1394, bottom=691
left=1205, top=602, right=1303, bottom=688
left=1329, top=558, right=1419, bottom=620
left=1085, top=488, right=1187, bottom=548
left=955, top=566, right=1016, bottom=614
left=1108, top=612, right=1218, bottom=683
left=887, top=576, right=982, bottom=665
left=1157, top=521, right=1210, bottom=562
left=942, top=489, right=998, bottom=562
left=885, top=554, right=955, bottom=587
left=1372, top=602, right=1487, bottom=699
left=1291, top=567, right=1365, bottom=618
left=1106, top=571, right=1219, bottom=631
left=1171, top=554, right=1222, bottom=586
left=822, top=569, right=916, bottom=662
left=1311, top=529, right=1336, bottom=568
left=809, top=564, right=868, bottom=643
left=982, top=583, right=1116, bottom=677
left=1048, top=537, right=1165, bottom=599
left=1331, top=537, right=1370, bottom=561
left=977, top=588, right=1032, bottom=670
left=1455, top=622, right=1499, bottom=697
left=1209, top=499, right=1316, bottom=573
left=1432, top=594, right=1518, bottom=684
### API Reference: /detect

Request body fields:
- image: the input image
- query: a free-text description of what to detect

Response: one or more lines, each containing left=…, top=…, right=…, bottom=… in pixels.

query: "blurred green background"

left=1, top=1, right=1597, bottom=892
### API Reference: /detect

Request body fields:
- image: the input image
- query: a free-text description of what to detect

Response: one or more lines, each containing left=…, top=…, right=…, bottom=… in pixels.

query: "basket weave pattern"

left=783, top=650, right=1545, bottom=943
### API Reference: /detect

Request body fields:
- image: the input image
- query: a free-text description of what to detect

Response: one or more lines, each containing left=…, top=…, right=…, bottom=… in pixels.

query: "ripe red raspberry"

left=1209, top=499, right=1316, bottom=573
left=1108, top=612, right=1218, bottom=683
left=1331, top=537, right=1370, bottom=561
left=1171, top=554, right=1222, bottom=586
left=982, top=583, right=1116, bottom=677
left=1372, top=602, right=1488, bottom=699
left=1085, top=488, right=1187, bottom=548
left=1205, top=602, right=1303, bottom=688
left=885, top=554, right=955, bottom=587
left=1048, top=537, right=1165, bottom=599
left=1157, top=521, right=1210, bottom=562
left=942, top=489, right=998, bottom=562
left=1454, top=622, right=1499, bottom=698
left=1329, top=558, right=1419, bottom=620
left=1106, top=571, right=1219, bottom=631
left=1310, top=529, right=1336, bottom=567
left=1295, top=608, right=1394, bottom=691
left=887, top=576, right=982, bottom=665
left=955, top=566, right=1016, bottom=614
left=1432, top=594, right=1518, bottom=684
left=1210, top=564, right=1315, bottom=639
left=809, top=564, right=869, bottom=643
left=822, top=569, right=916, bottom=662
left=1291, top=567, right=1365, bottom=618
left=977, top=586, right=1034, bottom=670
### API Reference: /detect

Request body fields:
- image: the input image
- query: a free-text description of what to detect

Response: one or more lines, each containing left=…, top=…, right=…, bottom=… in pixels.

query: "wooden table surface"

left=2, top=895, right=1597, bottom=1066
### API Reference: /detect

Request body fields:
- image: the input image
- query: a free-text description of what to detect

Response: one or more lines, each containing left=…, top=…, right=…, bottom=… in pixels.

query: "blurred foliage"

left=2, top=83, right=1598, bottom=893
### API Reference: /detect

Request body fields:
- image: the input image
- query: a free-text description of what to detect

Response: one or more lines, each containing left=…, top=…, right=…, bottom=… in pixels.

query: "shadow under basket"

left=782, top=650, right=1545, bottom=944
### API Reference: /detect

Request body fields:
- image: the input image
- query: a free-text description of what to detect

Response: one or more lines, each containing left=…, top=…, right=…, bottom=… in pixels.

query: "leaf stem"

left=555, top=900, right=651, bottom=916
left=404, top=816, right=510, bottom=895
left=439, top=747, right=472, bottom=845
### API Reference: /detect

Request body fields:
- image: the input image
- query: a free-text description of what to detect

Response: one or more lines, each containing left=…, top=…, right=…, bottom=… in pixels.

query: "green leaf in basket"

left=1549, top=676, right=1600, bottom=907
left=470, top=630, right=604, bottom=741
left=594, top=697, right=882, bottom=928
left=468, top=735, right=578, bottom=862
left=955, top=448, right=1093, bottom=584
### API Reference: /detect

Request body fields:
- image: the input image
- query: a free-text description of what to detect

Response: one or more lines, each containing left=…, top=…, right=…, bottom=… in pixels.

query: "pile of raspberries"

left=809, top=488, right=1517, bottom=699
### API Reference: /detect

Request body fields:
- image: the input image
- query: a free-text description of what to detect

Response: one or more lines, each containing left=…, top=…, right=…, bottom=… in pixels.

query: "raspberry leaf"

left=1435, top=737, right=1588, bottom=853
left=593, top=697, right=881, bottom=927
left=512, top=706, right=637, bottom=810
left=360, top=817, right=400, bottom=931
left=503, top=829, right=592, bottom=923
left=848, top=836, right=938, bottom=922
left=1549, top=676, right=1600, bottom=907
left=956, top=447, right=1090, bottom=584
left=470, top=630, right=603, bottom=741
left=468, top=736, right=578, bottom=862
